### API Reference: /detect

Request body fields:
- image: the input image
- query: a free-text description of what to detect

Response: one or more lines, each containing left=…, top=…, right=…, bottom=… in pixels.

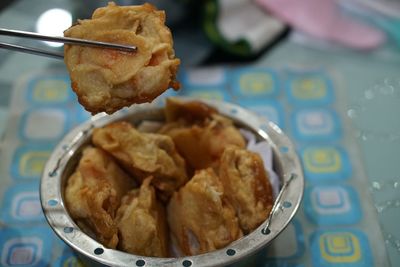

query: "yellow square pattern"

left=292, top=78, right=327, bottom=99
left=328, top=236, right=352, bottom=253
left=33, top=80, right=68, bottom=102
left=20, top=151, right=50, bottom=177
left=187, top=91, right=224, bottom=100
left=304, top=148, right=341, bottom=173
left=320, top=233, right=361, bottom=263
left=239, top=73, right=274, bottom=95
left=62, top=256, right=84, bottom=267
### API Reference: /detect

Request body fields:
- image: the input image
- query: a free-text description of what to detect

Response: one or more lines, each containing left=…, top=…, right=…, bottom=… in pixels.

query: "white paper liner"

left=240, top=129, right=280, bottom=199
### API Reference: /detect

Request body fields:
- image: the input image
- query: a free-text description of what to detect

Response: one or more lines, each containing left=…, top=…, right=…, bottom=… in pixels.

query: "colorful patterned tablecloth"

left=0, top=66, right=390, bottom=266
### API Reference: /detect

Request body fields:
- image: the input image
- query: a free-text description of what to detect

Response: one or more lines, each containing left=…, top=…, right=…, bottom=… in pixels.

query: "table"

left=0, top=0, right=399, bottom=266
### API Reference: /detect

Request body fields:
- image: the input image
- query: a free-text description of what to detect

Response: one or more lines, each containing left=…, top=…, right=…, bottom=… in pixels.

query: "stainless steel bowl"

left=40, top=98, right=304, bottom=267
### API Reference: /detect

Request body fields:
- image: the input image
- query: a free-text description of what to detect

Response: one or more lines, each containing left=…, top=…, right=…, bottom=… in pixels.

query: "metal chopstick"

left=0, top=28, right=137, bottom=52
left=0, top=42, right=64, bottom=59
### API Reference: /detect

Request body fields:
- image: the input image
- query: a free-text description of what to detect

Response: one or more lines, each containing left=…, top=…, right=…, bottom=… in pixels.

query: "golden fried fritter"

left=167, top=168, right=242, bottom=256
left=92, top=121, right=187, bottom=196
left=116, top=177, right=168, bottom=257
left=219, top=146, right=274, bottom=234
left=64, top=146, right=136, bottom=248
left=164, top=97, right=218, bottom=123
left=64, top=2, right=180, bottom=114
left=159, top=98, right=246, bottom=170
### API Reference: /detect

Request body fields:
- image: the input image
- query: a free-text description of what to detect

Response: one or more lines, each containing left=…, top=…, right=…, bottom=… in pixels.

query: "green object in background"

left=202, top=0, right=287, bottom=58
left=203, top=0, right=252, bottom=57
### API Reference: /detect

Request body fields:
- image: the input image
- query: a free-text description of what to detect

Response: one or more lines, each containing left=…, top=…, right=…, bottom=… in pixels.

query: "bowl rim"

left=40, top=97, right=304, bottom=267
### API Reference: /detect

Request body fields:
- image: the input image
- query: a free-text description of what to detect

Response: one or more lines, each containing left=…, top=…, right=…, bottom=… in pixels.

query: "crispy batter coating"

left=164, top=97, right=218, bottom=123
left=64, top=146, right=136, bottom=248
left=64, top=2, right=180, bottom=114
left=92, top=121, right=188, bottom=196
left=167, top=168, right=242, bottom=256
left=219, top=146, right=274, bottom=234
left=160, top=98, right=246, bottom=170
left=116, top=177, right=168, bottom=257
left=64, top=98, right=277, bottom=256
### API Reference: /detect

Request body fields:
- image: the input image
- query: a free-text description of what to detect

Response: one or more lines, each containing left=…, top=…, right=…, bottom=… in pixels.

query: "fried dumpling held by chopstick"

left=92, top=121, right=188, bottom=197
left=116, top=177, right=168, bottom=257
left=64, top=2, right=180, bottom=114
left=64, top=146, right=136, bottom=248
left=219, top=146, right=274, bottom=234
left=167, top=168, right=242, bottom=256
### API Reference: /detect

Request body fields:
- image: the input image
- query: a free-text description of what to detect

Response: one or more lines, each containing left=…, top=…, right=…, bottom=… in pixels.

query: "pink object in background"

left=256, top=0, right=385, bottom=50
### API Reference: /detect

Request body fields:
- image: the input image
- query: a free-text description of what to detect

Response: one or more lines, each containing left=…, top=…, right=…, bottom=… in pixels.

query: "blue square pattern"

left=263, top=219, right=305, bottom=260
left=19, top=107, right=72, bottom=142
left=54, top=250, right=84, bottom=267
left=239, top=99, right=285, bottom=129
left=291, top=108, right=341, bottom=142
left=1, top=182, right=45, bottom=224
left=0, top=226, right=54, bottom=267
left=304, top=185, right=362, bottom=225
left=285, top=71, right=334, bottom=107
left=10, top=144, right=53, bottom=180
left=26, top=74, right=74, bottom=105
left=300, top=146, right=352, bottom=183
left=230, top=68, right=280, bottom=98
left=310, top=229, right=373, bottom=267
left=180, top=67, right=227, bottom=88
left=73, top=103, right=92, bottom=125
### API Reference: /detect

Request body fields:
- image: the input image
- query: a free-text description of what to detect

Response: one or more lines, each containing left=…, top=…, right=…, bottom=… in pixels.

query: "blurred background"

left=0, top=0, right=399, bottom=266
left=1, top=0, right=400, bottom=102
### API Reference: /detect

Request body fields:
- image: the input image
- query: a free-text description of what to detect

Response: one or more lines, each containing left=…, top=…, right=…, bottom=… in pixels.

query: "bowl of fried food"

left=40, top=97, right=304, bottom=267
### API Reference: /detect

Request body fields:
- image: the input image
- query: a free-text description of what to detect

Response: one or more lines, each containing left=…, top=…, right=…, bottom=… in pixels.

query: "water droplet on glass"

left=351, top=80, right=400, bottom=142
left=347, top=109, right=358, bottom=119
left=384, top=77, right=396, bottom=87
left=364, top=89, right=375, bottom=99
left=380, top=85, right=395, bottom=95
left=372, top=181, right=381, bottom=190
left=361, top=133, right=368, bottom=141
left=375, top=205, right=384, bottom=213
